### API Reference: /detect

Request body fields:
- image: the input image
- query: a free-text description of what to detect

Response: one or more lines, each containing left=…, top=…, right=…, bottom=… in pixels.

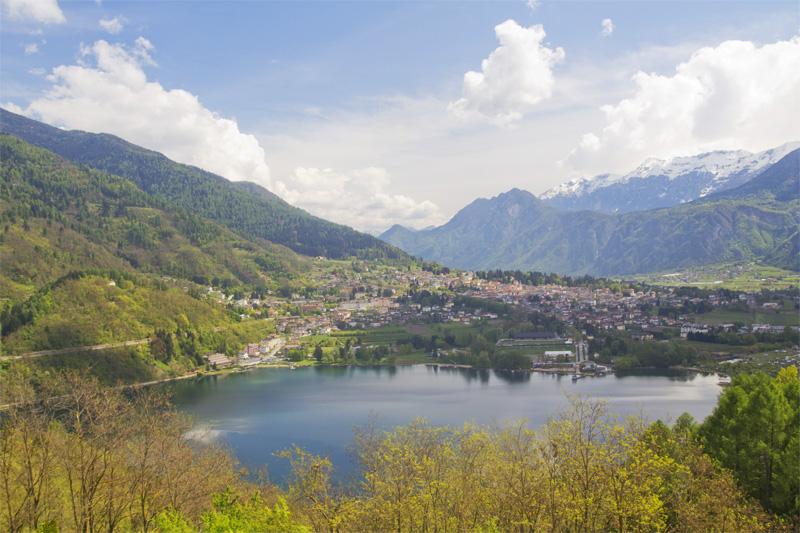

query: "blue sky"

left=1, top=0, right=798, bottom=232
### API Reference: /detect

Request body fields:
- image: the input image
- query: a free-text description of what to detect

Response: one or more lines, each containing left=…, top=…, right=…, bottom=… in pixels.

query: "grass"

left=632, top=262, right=800, bottom=291
left=690, top=308, right=799, bottom=327
left=678, top=339, right=763, bottom=355
left=331, top=326, right=417, bottom=345
left=392, top=352, right=436, bottom=364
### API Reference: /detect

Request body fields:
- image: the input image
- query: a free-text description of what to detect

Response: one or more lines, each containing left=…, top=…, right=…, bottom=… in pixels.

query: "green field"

left=679, top=339, right=763, bottom=355
left=393, top=352, right=436, bottom=364
left=633, top=262, right=800, bottom=291
left=330, top=326, right=414, bottom=345
left=690, top=307, right=799, bottom=327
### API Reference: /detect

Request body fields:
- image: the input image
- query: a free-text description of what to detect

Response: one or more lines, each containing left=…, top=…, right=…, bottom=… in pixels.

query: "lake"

left=168, top=365, right=722, bottom=482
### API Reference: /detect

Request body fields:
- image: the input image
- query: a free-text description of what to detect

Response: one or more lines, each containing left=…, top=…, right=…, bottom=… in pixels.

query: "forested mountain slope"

left=0, top=135, right=309, bottom=300
left=0, top=136, right=284, bottom=364
left=0, top=108, right=405, bottom=260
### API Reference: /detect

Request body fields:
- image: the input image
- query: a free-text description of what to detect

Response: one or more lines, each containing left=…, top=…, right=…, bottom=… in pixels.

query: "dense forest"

left=0, top=134, right=311, bottom=296
left=0, top=367, right=796, bottom=531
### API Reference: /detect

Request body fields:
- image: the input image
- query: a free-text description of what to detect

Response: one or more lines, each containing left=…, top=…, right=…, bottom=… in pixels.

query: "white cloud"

left=567, top=37, right=800, bottom=175
left=278, top=166, right=444, bottom=234
left=448, top=20, right=565, bottom=125
left=17, top=37, right=272, bottom=188
left=259, top=95, right=590, bottom=219
left=99, top=16, right=125, bottom=35
left=2, top=102, right=25, bottom=114
left=23, top=42, right=39, bottom=54
left=1, top=0, right=65, bottom=24
left=525, top=0, right=539, bottom=11
left=601, top=18, right=614, bottom=37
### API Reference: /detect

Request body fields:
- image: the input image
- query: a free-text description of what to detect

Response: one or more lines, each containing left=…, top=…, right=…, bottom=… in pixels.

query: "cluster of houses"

left=463, top=279, right=797, bottom=340
left=192, top=263, right=796, bottom=372
left=203, top=335, right=287, bottom=370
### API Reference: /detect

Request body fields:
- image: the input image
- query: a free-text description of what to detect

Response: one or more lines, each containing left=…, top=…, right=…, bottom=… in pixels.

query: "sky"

left=1, top=0, right=798, bottom=234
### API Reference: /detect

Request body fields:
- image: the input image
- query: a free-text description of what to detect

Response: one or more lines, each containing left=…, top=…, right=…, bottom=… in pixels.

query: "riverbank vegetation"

left=1, top=367, right=797, bottom=531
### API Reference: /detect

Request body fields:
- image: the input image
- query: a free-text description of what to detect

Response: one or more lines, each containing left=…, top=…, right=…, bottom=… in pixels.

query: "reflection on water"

left=614, top=368, right=700, bottom=382
left=167, top=365, right=721, bottom=483
left=493, top=369, right=532, bottom=384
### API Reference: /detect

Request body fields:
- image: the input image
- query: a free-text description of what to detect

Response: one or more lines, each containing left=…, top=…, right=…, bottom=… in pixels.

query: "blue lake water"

left=168, top=365, right=722, bottom=482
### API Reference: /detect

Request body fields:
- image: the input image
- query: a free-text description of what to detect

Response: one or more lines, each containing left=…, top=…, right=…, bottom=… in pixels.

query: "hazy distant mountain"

left=541, top=143, right=800, bottom=213
left=381, top=150, right=800, bottom=275
left=0, top=108, right=404, bottom=261
left=381, top=189, right=616, bottom=274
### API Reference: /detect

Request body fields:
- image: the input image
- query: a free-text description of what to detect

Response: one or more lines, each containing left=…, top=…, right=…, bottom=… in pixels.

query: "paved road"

left=1, top=339, right=149, bottom=361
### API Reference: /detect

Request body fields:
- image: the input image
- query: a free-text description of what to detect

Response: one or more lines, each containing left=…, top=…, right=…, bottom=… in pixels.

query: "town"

left=199, top=262, right=800, bottom=377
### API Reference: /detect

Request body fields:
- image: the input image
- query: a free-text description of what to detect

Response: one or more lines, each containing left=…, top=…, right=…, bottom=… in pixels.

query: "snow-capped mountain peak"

left=539, top=173, right=620, bottom=199
left=539, top=141, right=799, bottom=211
left=620, top=145, right=797, bottom=182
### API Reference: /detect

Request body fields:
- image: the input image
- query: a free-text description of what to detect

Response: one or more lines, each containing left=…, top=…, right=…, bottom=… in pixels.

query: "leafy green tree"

left=700, top=366, right=800, bottom=515
left=287, top=349, right=306, bottom=362
left=151, top=328, right=176, bottom=363
left=201, top=491, right=309, bottom=533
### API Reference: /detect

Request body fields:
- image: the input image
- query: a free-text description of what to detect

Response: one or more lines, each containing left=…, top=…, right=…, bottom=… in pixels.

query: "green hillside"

left=0, top=135, right=297, bottom=380
left=0, top=272, right=277, bottom=384
left=0, top=134, right=312, bottom=298
left=3, top=272, right=227, bottom=353
left=0, top=108, right=405, bottom=261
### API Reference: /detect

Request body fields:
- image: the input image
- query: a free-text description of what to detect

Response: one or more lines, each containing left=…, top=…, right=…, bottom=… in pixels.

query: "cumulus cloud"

left=3, top=102, right=25, bottom=114
left=1, top=0, right=65, bottom=24
left=448, top=20, right=565, bottom=125
left=567, top=37, right=800, bottom=174
left=16, top=37, right=272, bottom=188
left=279, top=166, right=444, bottom=234
left=99, top=16, right=125, bottom=34
left=601, top=18, right=614, bottom=37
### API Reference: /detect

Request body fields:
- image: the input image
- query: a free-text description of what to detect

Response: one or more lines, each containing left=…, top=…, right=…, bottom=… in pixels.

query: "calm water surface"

left=168, top=365, right=722, bottom=482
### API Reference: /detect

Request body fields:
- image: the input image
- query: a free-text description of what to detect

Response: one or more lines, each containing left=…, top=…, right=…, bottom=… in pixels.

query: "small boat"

left=571, top=374, right=583, bottom=382
left=717, top=375, right=731, bottom=386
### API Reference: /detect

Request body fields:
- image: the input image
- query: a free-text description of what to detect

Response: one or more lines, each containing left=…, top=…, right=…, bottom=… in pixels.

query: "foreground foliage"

left=0, top=369, right=793, bottom=532
left=700, top=366, right=800, bottom=516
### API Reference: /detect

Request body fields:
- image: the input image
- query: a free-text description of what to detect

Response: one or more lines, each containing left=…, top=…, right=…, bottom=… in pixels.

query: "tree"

left=700, top=367, right=800, bottom=516
left=199, top=491, right=309, bottom=533
left=313, top=345, right=324, bottom=363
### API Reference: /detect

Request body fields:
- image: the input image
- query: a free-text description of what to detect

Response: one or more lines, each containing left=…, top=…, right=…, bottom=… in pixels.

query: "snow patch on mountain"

left=542, top=141, right=800, bottom=200
left=539, top=173, right=620, bottom=199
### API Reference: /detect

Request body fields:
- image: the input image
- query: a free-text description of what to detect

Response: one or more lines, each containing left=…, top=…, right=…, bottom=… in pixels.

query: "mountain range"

left=541, top=142, right=799, bottom=213
left=3, top=106, right=798, bottom=282
left=381, top=148, right=800, bottom=275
